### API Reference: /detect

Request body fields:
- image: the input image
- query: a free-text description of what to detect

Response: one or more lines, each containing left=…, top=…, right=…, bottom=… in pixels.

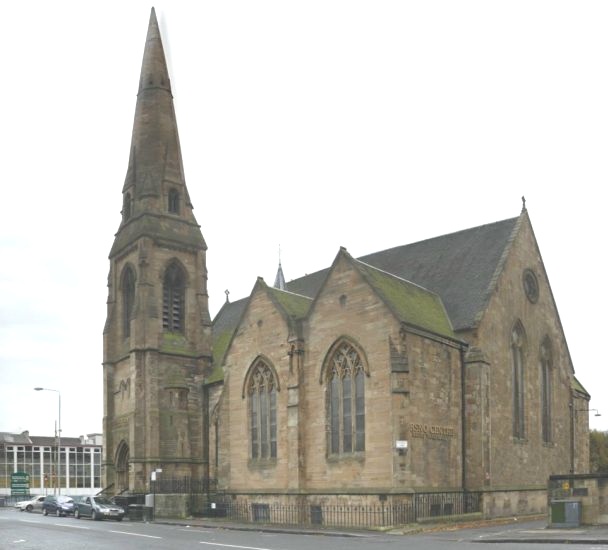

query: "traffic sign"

left=11, top=472, right=30, bottom=496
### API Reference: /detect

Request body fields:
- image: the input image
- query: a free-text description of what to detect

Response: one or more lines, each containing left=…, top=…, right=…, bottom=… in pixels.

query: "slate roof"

left=266, top=286, right=312, bottom=321
left=212, top=215, right=521, bottom=370
left=353, top=259, right=454, bottom=339
left=284, top=216, right=519, bottom=332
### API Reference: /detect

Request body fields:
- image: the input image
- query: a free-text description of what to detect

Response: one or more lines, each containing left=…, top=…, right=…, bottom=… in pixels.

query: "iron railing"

left=151, top=477, right=217, bottom=494
left=206, top=492, right=481, bottom=527
left=148, top=479, right=481, bottom=528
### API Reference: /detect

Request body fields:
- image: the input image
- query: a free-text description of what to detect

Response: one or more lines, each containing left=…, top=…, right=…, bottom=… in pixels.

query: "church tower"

left=103, top=9, right=211, bottom=493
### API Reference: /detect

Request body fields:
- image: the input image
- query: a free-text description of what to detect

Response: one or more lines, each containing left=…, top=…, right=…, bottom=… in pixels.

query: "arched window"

left=511, top=322, right=526, bottom=439
left=168, top=189, right=180, bottom=214
left=326, top=340, right=366, bottom=454
left=121, top=266, right=136, bottom=337
left=247, top=359, right=278, bottom=459
left=540, top=338, right=553, bottom=443
left=163, top=262, right=185, bottom=332
left=122, top=193, right=132, bottom=221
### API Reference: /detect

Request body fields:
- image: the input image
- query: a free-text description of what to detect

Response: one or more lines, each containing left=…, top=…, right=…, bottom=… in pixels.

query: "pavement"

left=151, top=514, right=608, bottom=544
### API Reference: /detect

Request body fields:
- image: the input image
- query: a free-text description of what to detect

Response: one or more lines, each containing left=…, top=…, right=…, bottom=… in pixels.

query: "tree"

left=589, top=430, right=608, bottom=473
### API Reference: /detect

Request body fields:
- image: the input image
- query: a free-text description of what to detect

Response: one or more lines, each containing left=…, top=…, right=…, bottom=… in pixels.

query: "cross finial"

left=521, top=196, right=526, bottom=211
left=224, top=289, right=230, bottom=303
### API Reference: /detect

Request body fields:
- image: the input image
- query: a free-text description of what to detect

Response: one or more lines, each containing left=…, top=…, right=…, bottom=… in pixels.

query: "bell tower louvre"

left=102, top=8, right=211, bottom=493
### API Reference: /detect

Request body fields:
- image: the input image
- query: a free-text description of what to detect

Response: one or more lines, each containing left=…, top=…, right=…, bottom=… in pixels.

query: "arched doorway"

left=115, top=441, right=130, bottom=493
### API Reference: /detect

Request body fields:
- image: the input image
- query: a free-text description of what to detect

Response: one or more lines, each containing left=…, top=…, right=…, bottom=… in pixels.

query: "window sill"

left=326, top=452, right=365, bottom=464
left=248, top=458, right=277, bottom=470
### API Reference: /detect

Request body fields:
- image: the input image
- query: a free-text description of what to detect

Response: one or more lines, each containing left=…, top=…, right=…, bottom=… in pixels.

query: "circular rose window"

left=523, top=269, right=539, bottom=303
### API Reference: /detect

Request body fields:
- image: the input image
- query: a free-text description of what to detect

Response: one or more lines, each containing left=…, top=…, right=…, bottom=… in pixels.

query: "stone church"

left=103, top=9, right=590, bottom=518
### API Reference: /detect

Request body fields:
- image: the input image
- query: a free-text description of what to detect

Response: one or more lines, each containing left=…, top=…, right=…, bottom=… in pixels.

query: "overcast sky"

left=1, top=1, right=606, bottom=439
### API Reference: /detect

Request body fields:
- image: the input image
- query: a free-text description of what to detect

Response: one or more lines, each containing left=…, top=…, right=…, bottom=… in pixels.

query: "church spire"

left=111, top=7, right=204, bottom=258
left=121, top=7, right=189, bottom=210
left=274, top=247, right=286, bottom=290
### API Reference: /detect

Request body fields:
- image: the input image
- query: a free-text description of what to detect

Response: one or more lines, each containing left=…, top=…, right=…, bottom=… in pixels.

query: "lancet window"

left=121, top=266, right=136, bottom=337
left=512, top=322, right=526, bottom=439
left=162, top=262, right=185, bottom=332
left=168, top=189, right=180, bottom=214
left=540, top=338, right=553, bottom=443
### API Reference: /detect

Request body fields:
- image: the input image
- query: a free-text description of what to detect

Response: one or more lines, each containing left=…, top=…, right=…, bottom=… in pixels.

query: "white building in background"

left=0, top=431, right=102, bottom=496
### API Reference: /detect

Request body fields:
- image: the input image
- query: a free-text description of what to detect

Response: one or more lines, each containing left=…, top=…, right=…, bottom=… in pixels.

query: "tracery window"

left=540, top=338, right=553, bottom=443
left=162, top=262, right=185, bottom=332
left=247, top=359, right=277, bottom=459
left=511, top=322, right=526, bottom=439
left=326, top=340, right=366, bottom=455
left=121, top=266, right=136, bottom=337
left=168, top=189, right=180, bottom=214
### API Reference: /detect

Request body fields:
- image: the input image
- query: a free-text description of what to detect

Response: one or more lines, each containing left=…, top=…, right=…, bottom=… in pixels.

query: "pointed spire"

left=139, top=8, right=171, bottom=94
left=122, top=8, right=186, bottom=206
left=111, top=9, right=204, bottom=258
left=274, top=248, right=286, bottom=290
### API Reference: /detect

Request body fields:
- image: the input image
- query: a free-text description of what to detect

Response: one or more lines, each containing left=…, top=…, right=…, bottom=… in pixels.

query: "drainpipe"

left=460, top=344, right=468, bottom=492
left=569, top=394, right=575, bottom=474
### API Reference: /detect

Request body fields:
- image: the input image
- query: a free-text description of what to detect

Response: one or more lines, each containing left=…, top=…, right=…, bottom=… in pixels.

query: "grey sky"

left=1, top=1, right=606, bottom=438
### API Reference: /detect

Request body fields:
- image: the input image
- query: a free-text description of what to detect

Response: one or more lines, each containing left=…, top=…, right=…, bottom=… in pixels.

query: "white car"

left=15, top=495, right=45, bottom=512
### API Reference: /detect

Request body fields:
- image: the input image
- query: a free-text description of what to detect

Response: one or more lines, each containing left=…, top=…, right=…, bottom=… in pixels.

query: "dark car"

left=42, top=495, right=76, bottom=517
left=74, top=496, right=125, bottom=521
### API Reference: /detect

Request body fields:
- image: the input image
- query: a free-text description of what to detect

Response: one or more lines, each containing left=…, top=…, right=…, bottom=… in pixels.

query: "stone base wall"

left=153, top=488, right=550, bottom=522
left=481, top=488, right=546, bottom=518
left=154, top=494, right=190, bottom=518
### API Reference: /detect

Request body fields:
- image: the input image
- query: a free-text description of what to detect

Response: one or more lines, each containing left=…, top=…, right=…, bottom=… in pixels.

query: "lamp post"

left=575, top=408, right=602, bottom=417
left=34, top=387, right=61, bottom=495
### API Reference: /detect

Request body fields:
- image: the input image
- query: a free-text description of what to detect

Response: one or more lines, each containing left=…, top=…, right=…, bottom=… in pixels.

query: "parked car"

left=74, top=496, right=125, bottom=521
left=42, top=495, right=76, bottom=517
left=15, top=495, right=45, bottom=512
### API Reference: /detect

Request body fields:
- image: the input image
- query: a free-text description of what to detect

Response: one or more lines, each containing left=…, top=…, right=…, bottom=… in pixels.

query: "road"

left=1, top=509, right=606, bottom=550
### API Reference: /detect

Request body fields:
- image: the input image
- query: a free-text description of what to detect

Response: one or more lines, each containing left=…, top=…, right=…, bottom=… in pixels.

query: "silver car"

left=15, top=495, right=45, bottom=512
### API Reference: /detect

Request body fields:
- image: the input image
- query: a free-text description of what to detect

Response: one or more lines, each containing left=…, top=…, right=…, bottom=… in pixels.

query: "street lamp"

left=34, top=387, right=61, bottom=495
left=576, top=408, right=602, bottom=417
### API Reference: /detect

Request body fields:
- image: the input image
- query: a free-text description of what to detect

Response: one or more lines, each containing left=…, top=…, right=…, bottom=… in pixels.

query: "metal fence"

left=151, top=477, right=217, bottom=495
left=0, top=495, right=24, bottom=507
left=206, top=492, right=481, bottom=528
left=149, top=479, right=481, bottom=528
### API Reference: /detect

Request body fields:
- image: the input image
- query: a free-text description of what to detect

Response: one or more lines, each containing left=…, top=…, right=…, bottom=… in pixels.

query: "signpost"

left=11, top=472, right=30, bottom=496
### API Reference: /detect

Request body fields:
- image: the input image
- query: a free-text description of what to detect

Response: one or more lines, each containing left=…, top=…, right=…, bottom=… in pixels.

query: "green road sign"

left=11, top=472, right=30, bottom=496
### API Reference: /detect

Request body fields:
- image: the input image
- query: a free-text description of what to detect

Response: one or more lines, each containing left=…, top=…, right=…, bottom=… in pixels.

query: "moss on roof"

left=572, top=376, right=590, bottom=397
left=267, top=287, right=312, bottom=319
left=205, top=362, right=224, bottom=385
left=355, top=259, right=454, bottom=339
left=206, top=329, right=233, bottom=384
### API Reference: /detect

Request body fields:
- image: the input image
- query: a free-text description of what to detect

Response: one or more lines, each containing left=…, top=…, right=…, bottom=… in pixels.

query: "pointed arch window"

left=121, top=266, right=136, bottom=337
left=326, top=340, right=366, bottom=455
left=511, top=322, right=526, bottom=439
left=168, top=189, right=180, bottom=214
left=163, top=262, right=185, bottom=332
left=247, top=359, right=278, bottom=460
left=540, top=338, right=553, bottom=443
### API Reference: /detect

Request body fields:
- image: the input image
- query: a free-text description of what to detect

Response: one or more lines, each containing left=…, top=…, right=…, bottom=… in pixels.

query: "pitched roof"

left=285, top=216, right=520, bottom=331
left=212, top=215, right=521, bottom=370
left=353, top=258, right=454, bottom=339
left=266, top=286, right=312, bottom=321
left=207, top=298, right=248, bottom=383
